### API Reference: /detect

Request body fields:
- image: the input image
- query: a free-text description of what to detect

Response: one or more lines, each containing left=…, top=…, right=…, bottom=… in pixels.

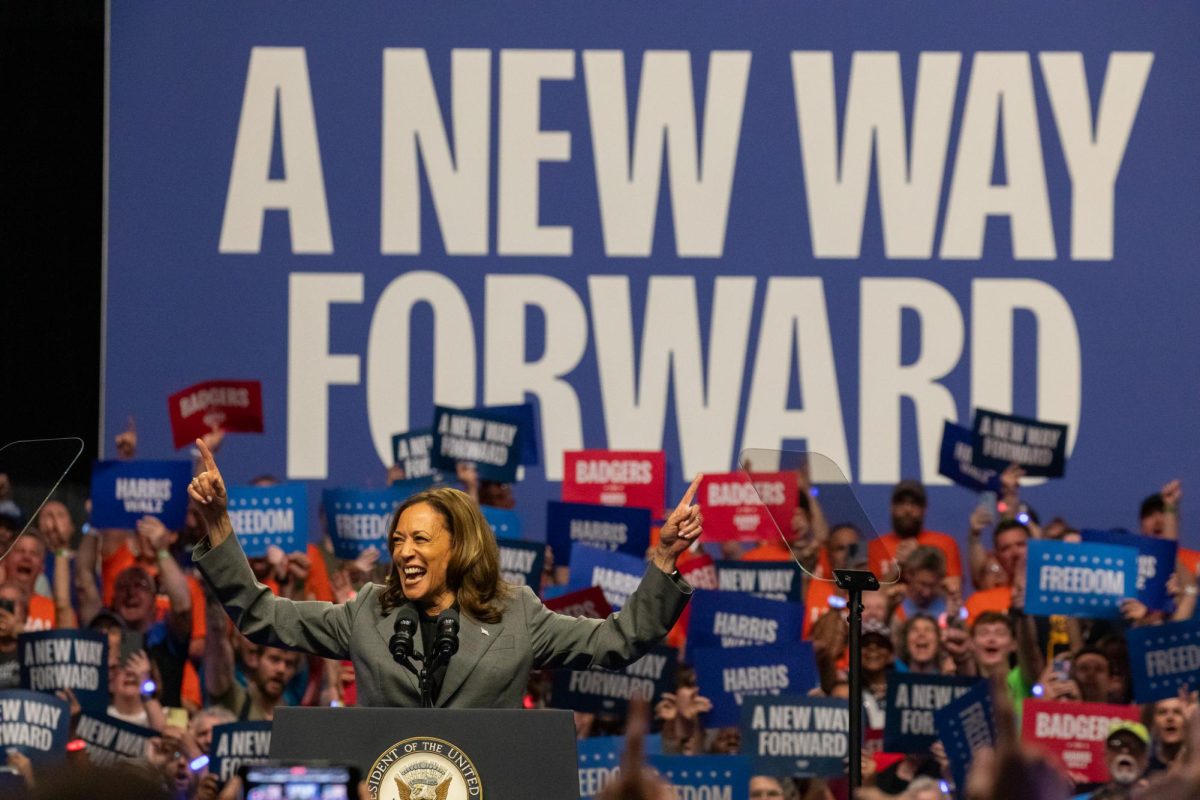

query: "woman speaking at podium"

left=186, top=440, right=702, bottom=708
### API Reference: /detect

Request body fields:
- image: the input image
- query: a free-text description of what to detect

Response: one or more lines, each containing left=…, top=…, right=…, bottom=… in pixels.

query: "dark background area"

left=1, top=2, right=104, bottom=487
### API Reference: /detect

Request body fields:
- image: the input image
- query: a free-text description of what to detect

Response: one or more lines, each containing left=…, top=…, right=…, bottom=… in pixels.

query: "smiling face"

left=113, top=567, right=156, bottom=628
left=110, top=661, right=142, bottom=701
left=905, top=617, right=940, bottom=665
left=390, top=502, right=455, bottom=615
left=861, top=637, right=894, bottom=672
left=971, top=621, right=1015, bottom=670
left=7, top=537, right=43, bottom=592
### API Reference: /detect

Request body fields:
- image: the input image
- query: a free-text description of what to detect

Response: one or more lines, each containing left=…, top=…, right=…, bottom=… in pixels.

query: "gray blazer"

left=194, top=535, right=692, bottom=708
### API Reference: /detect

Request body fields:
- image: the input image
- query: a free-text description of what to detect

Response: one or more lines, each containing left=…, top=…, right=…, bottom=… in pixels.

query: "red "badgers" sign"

left=167, top=380, right=263, bottom=448
left=698, top=472, right=797, bottom=542
left=562, top=450, right=665, bottom=518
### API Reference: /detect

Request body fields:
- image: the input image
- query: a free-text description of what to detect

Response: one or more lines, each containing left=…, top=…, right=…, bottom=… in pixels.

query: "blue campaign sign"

left=741, top=695, right=849, bottom=778
left=687, top=590, right=804, bottom=650
left=1127, top=618, right=1200, bottom=703
left=226, top=484, right=308, bottom=557
left=546, top=501, right=651, bottom=567
left=937, top=422, right=1001, bottom=493
left=577, top=735, right=663, bottom=800
left=89, top=459, right=192, bottom=530
left=1079, top=529, right=1177, bottom=610
left=550, top=645, right=676, bottom=715
left=883, top=673, right=981, bottom=753
left=105, top=3, right=1200, bottom=553
left=482, top=504, right=523, bottom=540
left=0, top=689, right=70, bottom=763
left=496, top=537, right=544, bottom=590
left=487, top=403, right=540, bottom=467
left=565, top=543, right=647, bottom=611
left=210, top=721, right=273, bottom=782
left=1024, top=539, right=1138, bottom=619
left=714, top=561, right=803, bottom=603
left=649, top=755, right=750, bottom=800
left=934, top=680, right=995, bottom=792
left=323, top=486, right=409, bottom=561
left=692, top=643, right=818, bottom=728
left=432, top=405, right=524, bottom=483
left=19, top=630, right=110, bottom=713
left=76, top=712, right=159, bottom=767
left=971, top=408, right=1069, bottom=478
left=390, top=428, right=440, bottom=480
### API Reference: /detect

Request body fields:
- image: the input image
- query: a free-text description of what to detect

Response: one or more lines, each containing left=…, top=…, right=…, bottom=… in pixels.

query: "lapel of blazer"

left=374, top=602, right=422, bottom=695
left=437, top=610, right=502, bottom=706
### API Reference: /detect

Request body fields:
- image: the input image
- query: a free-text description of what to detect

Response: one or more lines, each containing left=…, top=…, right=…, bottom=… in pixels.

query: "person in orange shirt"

left=742, top=467, right=833, bottom=568
left=964, top=520, right=1029, bottom=624
left=867, top=480, right=962, bottom=592
left=5, top=536, right=62, bottom=631
left=802, top=524, right=861, bottom=638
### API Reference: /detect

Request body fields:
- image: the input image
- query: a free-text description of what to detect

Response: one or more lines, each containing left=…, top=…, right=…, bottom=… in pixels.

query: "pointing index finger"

left=677, top=474, right=703, bottom=510
left=195, top=438, right=218, bottom=473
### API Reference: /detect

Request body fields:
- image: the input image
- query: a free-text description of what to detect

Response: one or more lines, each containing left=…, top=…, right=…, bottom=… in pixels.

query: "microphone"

left=431, top=608, right=459, bottom=664
left=388, top=604, right=420, bottom=664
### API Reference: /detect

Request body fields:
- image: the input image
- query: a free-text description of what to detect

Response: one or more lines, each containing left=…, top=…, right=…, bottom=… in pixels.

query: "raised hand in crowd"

left=456, top=461, right=480, bottom=500
left=6, top=750, right=33, bottom=788
left=940, top=624, right=974, bottom=676
left=114, top=415, right=137, bottom=460
left=1159, top=478, right=1182, bottom=543
left=135, top=514, right=193, bottom=643
left=999, top=464, right=1024, bottom=516
left=196, top=773, right=223, bottom=800
left=1168, top=561, right=1198, bottom=621
left=963, top=682, right=1072, bottom=800
left=967, top=500, right=996, bottom=589
left=1120, top=597, right=1150, bottom=625
left=656, top=683, right=712, bottom=755
left=1161, top=479, right=1182, bottom=513
left=598, top=698, right=672, bottom=800
left=55, top=686, right=81, bottom=722
left=135, top=514, right=170, bottom=554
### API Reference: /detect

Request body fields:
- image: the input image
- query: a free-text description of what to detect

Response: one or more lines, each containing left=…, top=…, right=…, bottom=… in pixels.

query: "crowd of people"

left=0, top=425, right=1197, bottom=800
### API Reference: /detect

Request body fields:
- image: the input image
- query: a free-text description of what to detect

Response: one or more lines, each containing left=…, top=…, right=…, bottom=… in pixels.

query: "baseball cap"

left=861, top=619, right=894, bottom=649
left=1106, top=721, right=1150, bottom=750
left=891, top=480, right=927, bottom=507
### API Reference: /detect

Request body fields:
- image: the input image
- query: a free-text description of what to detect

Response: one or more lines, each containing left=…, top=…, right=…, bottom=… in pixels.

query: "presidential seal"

left=366, top=737, right=482, bottom=800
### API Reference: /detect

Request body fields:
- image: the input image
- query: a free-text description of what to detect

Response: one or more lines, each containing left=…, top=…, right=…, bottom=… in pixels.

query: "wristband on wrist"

left=155, top=548, right=171, bottom=561
left=1164, top=504, right=1178, bottom=514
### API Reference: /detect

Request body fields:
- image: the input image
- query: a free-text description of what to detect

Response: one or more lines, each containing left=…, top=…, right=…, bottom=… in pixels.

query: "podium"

left=270, top=707, right=580, bottom=798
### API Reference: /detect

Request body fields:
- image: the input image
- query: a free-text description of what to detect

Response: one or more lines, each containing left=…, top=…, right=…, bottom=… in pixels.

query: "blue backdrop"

left=106, top=2, right=1200, bottom=547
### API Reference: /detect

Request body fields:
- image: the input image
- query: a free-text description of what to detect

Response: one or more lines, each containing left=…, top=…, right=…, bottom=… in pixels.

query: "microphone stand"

left=390, top=616, right=459, bottom=709
left=833, top=568, right=879, bottom=791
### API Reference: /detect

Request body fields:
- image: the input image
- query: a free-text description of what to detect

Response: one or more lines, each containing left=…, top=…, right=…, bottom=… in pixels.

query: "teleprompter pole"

left=834, top=569, right=880, bottom=791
